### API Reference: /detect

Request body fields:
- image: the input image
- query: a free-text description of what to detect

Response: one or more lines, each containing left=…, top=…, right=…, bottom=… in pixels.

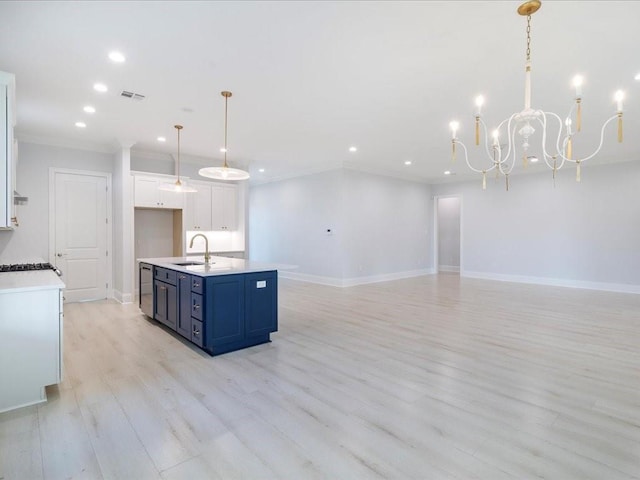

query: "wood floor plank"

left=37, top=386, right=103, bottom=480
left=0, top=406, right=43, bottom=480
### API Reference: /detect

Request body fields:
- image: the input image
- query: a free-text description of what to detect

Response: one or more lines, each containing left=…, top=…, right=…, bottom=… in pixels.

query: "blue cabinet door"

left=205, top=274, right=245, bottom=347
left=154, top=279, right=177, bottom=330
left=176, top=273, right=192, bottom=339
left=245, top=271, right=278, bottom=338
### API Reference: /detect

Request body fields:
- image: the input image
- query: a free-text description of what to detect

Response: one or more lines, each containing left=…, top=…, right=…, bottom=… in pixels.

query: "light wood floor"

left=1, top=274, right=640, bottom=479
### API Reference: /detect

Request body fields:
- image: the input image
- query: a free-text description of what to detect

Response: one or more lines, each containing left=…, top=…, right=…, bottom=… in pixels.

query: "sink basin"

left=171, top=261, right=205, bottom=266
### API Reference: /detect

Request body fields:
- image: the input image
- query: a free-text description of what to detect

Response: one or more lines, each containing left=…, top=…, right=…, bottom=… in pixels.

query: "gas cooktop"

left=0, top=262, right=62, bottom=276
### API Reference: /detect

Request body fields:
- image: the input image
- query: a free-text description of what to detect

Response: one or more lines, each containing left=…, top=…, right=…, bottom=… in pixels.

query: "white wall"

left=436, top=196, right=460, bottom=271
left=0, top=142, right=113, bottom=261
left=341, top=169, right=431, bottom=279
left=431, top=161, right=640, bottom=292
left=249, top=168, right=432, bottom=285
left=249, top=169, right=345, bottom=280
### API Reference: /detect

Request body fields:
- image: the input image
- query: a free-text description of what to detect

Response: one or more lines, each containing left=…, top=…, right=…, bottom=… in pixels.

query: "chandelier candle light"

left=449, top=0, right=625, bottom=191
left=199, top=91, right=250, bottom=181
left=158, top=125, right=197, bottom=193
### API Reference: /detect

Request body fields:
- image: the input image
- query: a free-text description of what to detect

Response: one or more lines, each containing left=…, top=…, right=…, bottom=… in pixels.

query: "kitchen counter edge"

left=137, top=256, right=290, bottom=277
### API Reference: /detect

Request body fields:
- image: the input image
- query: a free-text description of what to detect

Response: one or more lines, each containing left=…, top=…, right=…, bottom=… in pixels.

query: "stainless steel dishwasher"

left=139, top=262, right=153, bottom=317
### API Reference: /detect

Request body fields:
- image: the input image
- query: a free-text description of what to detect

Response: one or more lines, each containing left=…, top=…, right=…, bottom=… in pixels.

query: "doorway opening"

left=434, top=195, right=462, bottom=274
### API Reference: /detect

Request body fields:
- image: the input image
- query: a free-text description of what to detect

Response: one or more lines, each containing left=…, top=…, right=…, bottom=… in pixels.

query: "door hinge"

left=106, top=217, right=108, bottom=224
left=106, top=283, right=108, bottom=289
left=106, top=250, right=108, bottom=257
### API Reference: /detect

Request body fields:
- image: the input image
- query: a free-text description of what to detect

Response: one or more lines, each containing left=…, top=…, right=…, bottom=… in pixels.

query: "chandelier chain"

left=526, top=15, right=531, bottom=61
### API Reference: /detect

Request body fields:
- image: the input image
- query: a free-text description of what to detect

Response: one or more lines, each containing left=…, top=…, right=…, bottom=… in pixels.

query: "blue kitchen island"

left=138, top=256, right=278, bottom=356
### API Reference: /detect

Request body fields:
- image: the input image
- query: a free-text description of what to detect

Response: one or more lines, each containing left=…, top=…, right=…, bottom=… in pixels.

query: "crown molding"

left=342, top=161, right=432, bottom=185
left=249, top=162, right=344, bottom=186
left=15, top=132, right=119, bottom=154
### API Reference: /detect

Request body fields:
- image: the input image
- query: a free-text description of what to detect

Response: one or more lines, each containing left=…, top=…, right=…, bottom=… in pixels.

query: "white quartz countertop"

left=0, top=270, right=65, bottom=294
left=137, top=256, right=295, bottom=277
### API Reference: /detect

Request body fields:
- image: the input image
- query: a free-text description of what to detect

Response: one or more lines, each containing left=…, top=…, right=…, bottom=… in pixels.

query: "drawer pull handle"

left=193, top=282, right=200, bottom=287
left=193, top=304, right=200, bottom=310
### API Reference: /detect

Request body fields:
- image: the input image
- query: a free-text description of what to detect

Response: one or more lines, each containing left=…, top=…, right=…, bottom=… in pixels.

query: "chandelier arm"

left=478, top=118, right=495, bottom=161
left=553, top=114, right=619, bottom=164
left=537, top=111, right=567, bottom=169
left=455, top=140, right=489, bottom=173
left=498, top=118, right=518, bottom=176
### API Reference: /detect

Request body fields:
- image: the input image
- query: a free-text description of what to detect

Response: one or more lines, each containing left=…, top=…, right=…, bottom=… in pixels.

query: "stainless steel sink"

left=171, top=261, right=205, bottom=266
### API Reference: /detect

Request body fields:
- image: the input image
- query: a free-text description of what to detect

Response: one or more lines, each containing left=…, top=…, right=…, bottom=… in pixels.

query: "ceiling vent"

left=120, top=90, right=145, bottom=101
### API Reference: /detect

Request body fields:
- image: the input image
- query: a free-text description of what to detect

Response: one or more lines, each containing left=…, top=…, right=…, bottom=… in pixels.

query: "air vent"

left=120, top=90, right=146, bottom=101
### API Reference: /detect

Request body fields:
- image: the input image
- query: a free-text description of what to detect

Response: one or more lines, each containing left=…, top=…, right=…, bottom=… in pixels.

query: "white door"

left=53, top=172, right=108, bottom=302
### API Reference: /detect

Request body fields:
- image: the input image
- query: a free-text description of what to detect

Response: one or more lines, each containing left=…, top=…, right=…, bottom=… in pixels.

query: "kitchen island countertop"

left=137, top=256, right=292, bottom=277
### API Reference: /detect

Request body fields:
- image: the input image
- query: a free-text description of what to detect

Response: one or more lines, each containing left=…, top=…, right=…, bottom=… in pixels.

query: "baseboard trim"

left=438, top=265, right=460, bottom=273
left=113, top=290, right=133, bottom=304
left=279, top=268, right=435, bottom=288
left=462, top=270, right=640, bottom=295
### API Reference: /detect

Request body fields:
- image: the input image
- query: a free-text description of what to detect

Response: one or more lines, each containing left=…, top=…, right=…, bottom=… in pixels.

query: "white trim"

left=438, top=265, right=460, bottom=273
left=250, top=163, right=343, bottom=186
left=462, top=270, right=640, bottom=295
left=113, top=290, right=133, bottom=304
left=49, top=168, right=113, bottom=300
left=18, top=133, right=119, bottom=154
left=279, top=268, right=435, bottom=288
left=343, top=162, right=431, bottom=185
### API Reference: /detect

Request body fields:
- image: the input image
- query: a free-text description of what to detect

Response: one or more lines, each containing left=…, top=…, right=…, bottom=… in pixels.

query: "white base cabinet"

left=0, top=286, right=63, bottom=413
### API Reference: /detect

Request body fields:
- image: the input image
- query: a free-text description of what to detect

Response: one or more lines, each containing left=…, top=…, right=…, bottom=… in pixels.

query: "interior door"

left=53, top=172, right=108, bottom=302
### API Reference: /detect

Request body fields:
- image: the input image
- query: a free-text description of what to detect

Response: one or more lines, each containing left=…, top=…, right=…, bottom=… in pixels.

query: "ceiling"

left=1, top=1, right=639, bottom=185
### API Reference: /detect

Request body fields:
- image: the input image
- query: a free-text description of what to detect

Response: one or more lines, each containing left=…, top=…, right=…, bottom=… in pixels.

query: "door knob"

left=57, top=253, right=63, bottom=257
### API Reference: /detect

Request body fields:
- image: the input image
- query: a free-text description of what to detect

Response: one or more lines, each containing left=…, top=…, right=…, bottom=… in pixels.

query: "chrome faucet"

left=189, top=233, right=211, bottom=265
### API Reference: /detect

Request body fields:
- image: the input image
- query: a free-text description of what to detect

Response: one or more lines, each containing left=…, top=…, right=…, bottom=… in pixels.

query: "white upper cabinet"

left=0, top=71, right=16, bottom=229
left=184, top=181, right=238, bottom=231
left=211, top=184, right=237, bottom=231
left=185, top=183, right=212, bottom=230
left=133, top=174, right=184, bottom=209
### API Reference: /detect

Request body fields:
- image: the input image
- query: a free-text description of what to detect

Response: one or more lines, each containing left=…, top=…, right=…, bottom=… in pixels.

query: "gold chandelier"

left=449, top=0, right=625, bottom=190
left=199, top=91, right=250, bottom=181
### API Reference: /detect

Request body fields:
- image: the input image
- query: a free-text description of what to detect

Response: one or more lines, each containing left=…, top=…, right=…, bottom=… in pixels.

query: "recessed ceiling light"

left=220, top=147, right=227, bottom=153
left=83, top=105, right=96, bottom=114
left=529, top=156, right=539, bottom=163
left=93, top=83, right=108, bottom=93
left=157, top=136, right=166, bottom=142
left=108, top=51, right=126, bottom=63
left=404, top=160, right=412, bottom=166
left=444, top=170, right=451, bottom=175
left=75, top=122, right=86, bottom=128
left=635, top=72, right=640, bottom=81
left=259, top=168, right=265, bottom=173
left=349, top=146, right=358, bottom=152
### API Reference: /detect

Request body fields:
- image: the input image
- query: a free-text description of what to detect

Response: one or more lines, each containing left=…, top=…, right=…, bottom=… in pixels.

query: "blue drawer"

left=191, top=276, right=203, bottom=294
left=154, top=267, right=177, bottom=286
left=192, top=292, right=203, bottom=320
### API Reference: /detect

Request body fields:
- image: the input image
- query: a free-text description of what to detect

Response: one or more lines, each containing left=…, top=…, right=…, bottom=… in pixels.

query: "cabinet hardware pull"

left=193, top=305, right=200, bottom=310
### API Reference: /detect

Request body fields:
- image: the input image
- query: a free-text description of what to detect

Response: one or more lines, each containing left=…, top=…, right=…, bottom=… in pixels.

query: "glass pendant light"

left=158, top=124, right=197, bottom=193
left=199, top=91, right=250, bottom=181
